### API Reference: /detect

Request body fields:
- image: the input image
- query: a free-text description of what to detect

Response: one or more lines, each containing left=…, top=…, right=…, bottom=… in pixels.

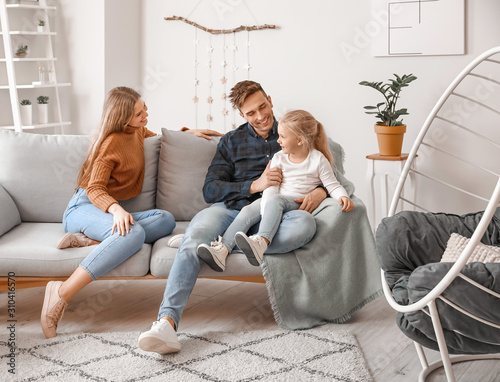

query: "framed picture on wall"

left=372, top=0, right=465, bottom=57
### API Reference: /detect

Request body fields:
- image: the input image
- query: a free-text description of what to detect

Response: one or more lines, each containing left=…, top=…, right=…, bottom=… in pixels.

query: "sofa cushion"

left=0, top=185, right=21, bottom=236
left=0, top=130, right=91, bottom=223
left=0, top=131, right=160, bottom=222
left=150, top=221, right=263, bottom=277
left=156, top=129, right=220, bottom=220
left=119, top=135, right=161, bottom=213
left=0, top=222, right=151, bottom=277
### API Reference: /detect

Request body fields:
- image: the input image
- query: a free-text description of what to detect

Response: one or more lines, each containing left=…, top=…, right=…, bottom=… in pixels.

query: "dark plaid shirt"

left=203, top=119, right=280, bottom=210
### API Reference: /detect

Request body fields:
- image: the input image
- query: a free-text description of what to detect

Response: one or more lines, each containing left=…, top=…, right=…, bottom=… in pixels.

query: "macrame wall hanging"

left=165, top=16, right=278, bottom=131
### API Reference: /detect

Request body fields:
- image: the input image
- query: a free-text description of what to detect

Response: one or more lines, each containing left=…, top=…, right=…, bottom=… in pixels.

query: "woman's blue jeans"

left=63, top=188, right=175, bottom=280
left=157, top=202, right=316, bottom=328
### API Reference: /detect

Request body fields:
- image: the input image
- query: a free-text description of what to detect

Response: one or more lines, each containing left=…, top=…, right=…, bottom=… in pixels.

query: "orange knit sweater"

left=79, top=126, right=157, bottom=212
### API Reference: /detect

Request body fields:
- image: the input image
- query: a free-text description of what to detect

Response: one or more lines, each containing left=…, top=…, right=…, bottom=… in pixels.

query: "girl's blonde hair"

left=279, top=110, right=333, bottom=165
left=77, top=86, right=141, bottom=186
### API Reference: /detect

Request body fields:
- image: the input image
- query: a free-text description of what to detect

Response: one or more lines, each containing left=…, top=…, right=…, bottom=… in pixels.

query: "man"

left=138, top=81, right=327, bottom=354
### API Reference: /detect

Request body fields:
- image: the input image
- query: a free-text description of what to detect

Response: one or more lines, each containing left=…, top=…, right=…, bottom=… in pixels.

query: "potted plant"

left=38, top=20, right=46, bottom=32
left=20, top=99, right=32, bottom=126
left=37, top=95, right=49, bottom=124
left=359, top=73, right=417, bottom=156
left=15, top=45, right=28, bottom=58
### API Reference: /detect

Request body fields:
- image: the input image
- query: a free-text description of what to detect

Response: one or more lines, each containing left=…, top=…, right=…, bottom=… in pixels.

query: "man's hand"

left=294, top=187, right=327, bottom=213
left=249, top=161, right=282, bottom=194
left=182, top=128, right=223, bottom=140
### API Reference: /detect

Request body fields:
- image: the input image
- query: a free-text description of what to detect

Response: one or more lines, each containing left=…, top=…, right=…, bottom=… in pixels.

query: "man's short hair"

left=229, top=80, right=268, bottom=111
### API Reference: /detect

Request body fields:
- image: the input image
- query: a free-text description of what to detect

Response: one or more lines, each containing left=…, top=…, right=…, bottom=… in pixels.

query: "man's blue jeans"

left=63, top=188, right=176, bottom=280
left=157, top=202, right=316, bottom=328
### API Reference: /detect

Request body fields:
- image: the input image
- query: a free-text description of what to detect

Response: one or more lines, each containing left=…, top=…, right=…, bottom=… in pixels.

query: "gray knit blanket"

left=261, top=140, right=383, bottom=329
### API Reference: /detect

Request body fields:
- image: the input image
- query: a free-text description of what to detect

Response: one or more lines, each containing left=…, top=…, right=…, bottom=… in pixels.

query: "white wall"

left=57, top=0, right=500, bottom=217
left=137, top=0, right=500, bottom=208
left=56, top=0, right=105, bottom=134
left=56, top=0, right=141, bottom=134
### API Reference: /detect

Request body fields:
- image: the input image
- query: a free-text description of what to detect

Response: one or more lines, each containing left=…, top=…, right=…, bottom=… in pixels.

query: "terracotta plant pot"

left=374, top=123, right=406, bottom=156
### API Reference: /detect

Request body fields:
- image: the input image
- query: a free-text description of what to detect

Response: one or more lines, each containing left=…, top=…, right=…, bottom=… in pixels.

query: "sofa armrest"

left=0, top=185, right=21, bottom=236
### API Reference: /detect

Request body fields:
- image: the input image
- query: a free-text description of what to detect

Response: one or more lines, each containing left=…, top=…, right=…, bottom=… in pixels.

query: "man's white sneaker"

left=138, top=320, right=180, bottom=354
left=197, top=236, right=228, bottom=272
left=235, top=232, right=267, bottom=266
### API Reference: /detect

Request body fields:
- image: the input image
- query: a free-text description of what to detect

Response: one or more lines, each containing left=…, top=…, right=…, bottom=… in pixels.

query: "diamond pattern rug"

left=1, top=329, right=373, bottom=381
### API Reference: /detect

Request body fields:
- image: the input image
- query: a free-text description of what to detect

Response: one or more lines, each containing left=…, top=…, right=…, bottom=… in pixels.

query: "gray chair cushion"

left=156, top=129, right=220, bottom=220
left=0, top=222, right=151, bottom=277
left=377, top=209, right=500, bottom=355
left=0, top=185, right=21, bottom=236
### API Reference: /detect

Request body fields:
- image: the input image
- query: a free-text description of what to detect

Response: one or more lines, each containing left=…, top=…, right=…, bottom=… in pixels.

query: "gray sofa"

left=0, top=129, right=263, bottom=285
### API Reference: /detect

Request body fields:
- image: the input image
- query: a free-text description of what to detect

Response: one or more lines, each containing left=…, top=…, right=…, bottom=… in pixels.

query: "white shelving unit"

left=0, top=0, right=71, bottom=133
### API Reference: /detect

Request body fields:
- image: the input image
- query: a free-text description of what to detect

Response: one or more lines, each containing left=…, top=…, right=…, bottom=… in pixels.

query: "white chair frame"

left=381, top=46, right=500, bottom=382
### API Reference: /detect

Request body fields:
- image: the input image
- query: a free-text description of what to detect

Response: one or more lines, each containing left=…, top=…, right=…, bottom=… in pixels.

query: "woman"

left=41, top=87, right=177, bottom=339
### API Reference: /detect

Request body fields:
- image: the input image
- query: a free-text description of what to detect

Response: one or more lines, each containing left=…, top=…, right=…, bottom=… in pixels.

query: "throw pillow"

left=156, top=129, right=220, bottom=221
left=120, top=135, right=161, bottom=213
left=0, top=130, right=90, bottom=222
left=441, top=232, right=500, bottom=263
left=0, top=185, right=22, bottom=236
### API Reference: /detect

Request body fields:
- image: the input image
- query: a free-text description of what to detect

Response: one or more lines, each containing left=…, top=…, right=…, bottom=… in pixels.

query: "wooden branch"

left=164, top=16, right=278, bottom=34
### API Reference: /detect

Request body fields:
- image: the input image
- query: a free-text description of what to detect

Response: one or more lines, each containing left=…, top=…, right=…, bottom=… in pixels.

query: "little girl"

left=197, top=109, right=353, bottom=271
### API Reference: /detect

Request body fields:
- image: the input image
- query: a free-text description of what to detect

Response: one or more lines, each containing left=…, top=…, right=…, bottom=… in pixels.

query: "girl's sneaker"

left=235, top=232, right=267, bottom=266
left=197, top=236, right=228, bottom=272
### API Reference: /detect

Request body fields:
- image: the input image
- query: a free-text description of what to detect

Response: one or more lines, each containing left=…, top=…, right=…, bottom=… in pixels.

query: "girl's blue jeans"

left=157, top=201, right=316, bottom=328
left=220, top=195, right=300, bottom=249
left=63, top=188, right=175, bottom=280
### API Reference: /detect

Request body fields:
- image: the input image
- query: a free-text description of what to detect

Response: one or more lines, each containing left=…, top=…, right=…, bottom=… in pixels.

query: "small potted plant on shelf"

left=15, top=45, right=28, bottom=58
left=38, top=20, right=46, bottom=33
left=37, top=95, right=49, bottom=124
left=359, top=73, right=417, bottom=156
left=20, top=99, right=32, bottom=126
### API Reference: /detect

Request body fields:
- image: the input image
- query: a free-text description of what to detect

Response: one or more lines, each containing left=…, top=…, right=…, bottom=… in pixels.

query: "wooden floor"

left=2, top=279, right=499, bottom=381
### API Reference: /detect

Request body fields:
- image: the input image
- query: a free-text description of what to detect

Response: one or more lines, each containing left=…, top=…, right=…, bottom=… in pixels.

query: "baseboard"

left=0, top=274, right=265, bottom=291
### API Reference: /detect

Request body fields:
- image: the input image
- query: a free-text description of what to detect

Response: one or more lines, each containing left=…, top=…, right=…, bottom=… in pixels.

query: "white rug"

left=1, top=329, right=373, bottom=381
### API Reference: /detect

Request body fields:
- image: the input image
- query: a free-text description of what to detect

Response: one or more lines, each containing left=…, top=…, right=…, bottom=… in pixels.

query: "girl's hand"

left=250, top=161, right=283, bottom=194
left=339, top=196, right=354, bottom=212
left=108, top=203, right=134, bottom=236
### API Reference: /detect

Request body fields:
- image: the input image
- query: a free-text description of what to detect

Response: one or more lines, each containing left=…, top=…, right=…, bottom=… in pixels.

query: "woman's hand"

left=182, top=127, right=223, bottom=140
left=339, top=196, right=354, bottom=212
left=108, top=203, right=134, bottom=236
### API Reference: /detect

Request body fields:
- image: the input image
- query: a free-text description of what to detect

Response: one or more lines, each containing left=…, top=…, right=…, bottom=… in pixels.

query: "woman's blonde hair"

left=279, top=110, right=333, bottom=165
left=77, top=86, right=141, bottom=186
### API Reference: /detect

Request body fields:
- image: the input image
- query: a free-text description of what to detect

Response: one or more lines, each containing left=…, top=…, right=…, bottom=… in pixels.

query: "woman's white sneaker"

left=138, top=320, right=180, bottom=354
left=235, top=232, right=267, bottom=266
